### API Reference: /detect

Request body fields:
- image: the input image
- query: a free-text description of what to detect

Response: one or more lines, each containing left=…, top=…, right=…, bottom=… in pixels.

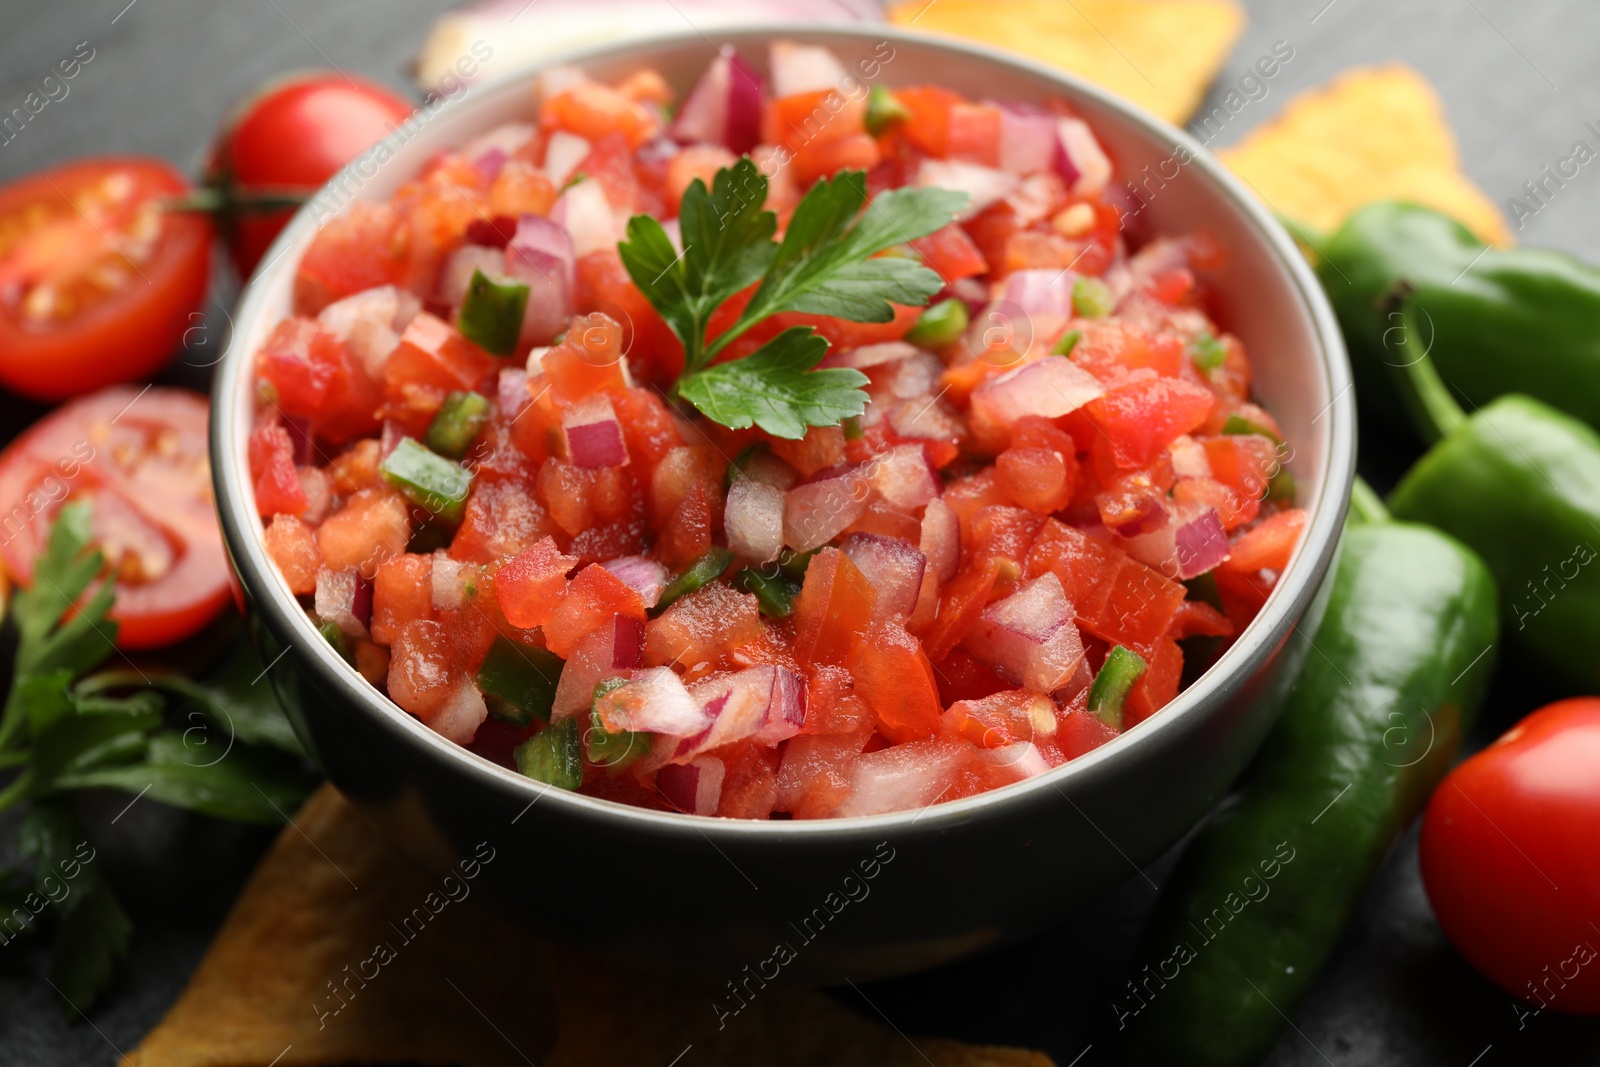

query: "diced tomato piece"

left=544, top=564, right=647, bottom=658
left=1095, top=461, right=1176, bottom=536
left=911, top=224, right=987, bottom=283
left=922, top=557, right=1000, bottom=663
left=769, top=426, right=846, bottom=478
left=452, top=480, right=554, bottom=564
left=802, top=664, right=875, bottom=735
left=1086, top=375, right=1215, bottom=470
left=1069, top=321, right=1186, bottom=385
left=945, top=690, right=1054, bottom=749
left=933, top=647, right=1009, bottom=704
left=792, top=548, right=878, bottom=666
left=659, top=482, right=715, bottom=569
left=543, top=311, right=630, bottom=400
left=942, top=467, right=1010, bottom=528
left=1224, top=507, right=1306, bottom=574
left=717, top=740, right=781, bottom=819
left=966, top=505, right=1045, bottom=569
left=540, top=83, right=661, bottom=148
left=764, top=90, right=867, bottom=151
left=255, top=317, right=381, bottom=444
left=791, top=133, right=882, bottom=186
left=1173, top=475, right=1258, bottom=531
left=644, top=582, right=761, bottom=671
left=387, top=619, right=455, bottom=718
left=945, top=103, right=1002, bottom=166
left=567, top=519, right=649, bottom=566
left=848, top=620, right=943, bottom=743
left=293, top=202, right=406, bottom=315
left=1057, top=704, right=1120, bottom=759
left=371, top=553, right=433, bottom=645
left=1026, top=519, right=1185, bottom=653
left=382, top=313, right=493, bottom=432
left=262, top=514, right=322, bottom=595
left=537, top=458, right=642, bottom=536
left=329, top=439, right=382, bottom=494
left=1168, top=598, right=1232, bottom=640
left=614, top=386, right=683, bottom=472
left=649, top=445, right=725, bottom=524
left=667, top=144, right=739, bottom=206
left=575, top=250, right=684, bottom=386
left=768, top=304, right=922, bottom=351
left=1200, top=434, right=1280, bottom=503
left=939, top=358, right=1013, bottom=407
left=316, top=487, right=410, bottom=579
left=495, top=537, right=578, bottom=630
left=249, top=418, right=308, bottom=517
left=488, top=160, right=557, bottom=218
left=575, top=132, right=642, bottom=213
left=775, top=731, right=867, bottom=818
left=895, top=85, right=963, bottom=157
left=1125, top=637, right=1182, bottom=727
left=997, top=447, right=1076, bottom=514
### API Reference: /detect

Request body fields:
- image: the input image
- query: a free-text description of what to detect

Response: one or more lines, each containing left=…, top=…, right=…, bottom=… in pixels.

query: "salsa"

left=250, top=43, right=1304, bottom=818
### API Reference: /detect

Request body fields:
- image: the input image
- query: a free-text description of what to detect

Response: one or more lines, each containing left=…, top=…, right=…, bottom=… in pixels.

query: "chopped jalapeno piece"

left=476, top=637, right=563, bottom=726
left=1190, top=331, right=1228, bottom=372
left=513, top=716, right=582, bottom=789
left=1222, top=413, right=1281, bottom=442
left=776, top=547, right=816, bottom=584
left=1072, top=276, right=1114, bottom=318
left=1052, top=329, right=1083, bottom=357
left=1268, top=468, right=1297, bottom=503
left=425, top=390, right=491, bottom=459
left=865, top=84, right=911, bottom=136
left=841, top=415, right=863, bottom=440
left=735, top=566, right=799, bottom=618
left=585, top=702, right=648, bottom=770
left=458, top=268, right=528, bottom=356
left=317, top=619, right=352, bottom=664
left=904, top=298, right=969, bottom=347
left=1088, top=644, right=1148, bottom=730
left=652, top=547, right=734, bottom=615
left=380, top=437, right=473, bottom=523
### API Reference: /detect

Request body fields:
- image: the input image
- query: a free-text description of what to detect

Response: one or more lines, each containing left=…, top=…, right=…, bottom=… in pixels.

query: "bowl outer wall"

left=211, top=25, right=1355, bottom=985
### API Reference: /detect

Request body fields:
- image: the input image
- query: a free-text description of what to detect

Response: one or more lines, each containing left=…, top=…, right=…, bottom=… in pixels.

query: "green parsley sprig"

left=618, top=157, right=966, bottom=438
left=0, top=503, right=314, bottom=1016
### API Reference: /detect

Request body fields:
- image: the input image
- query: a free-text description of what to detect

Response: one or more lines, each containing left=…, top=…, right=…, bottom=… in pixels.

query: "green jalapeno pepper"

left=1121, top=486, right=1498, bottom=1067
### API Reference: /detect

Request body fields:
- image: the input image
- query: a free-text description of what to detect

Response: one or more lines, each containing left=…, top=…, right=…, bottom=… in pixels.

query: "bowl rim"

left=211, top=22, right=1355, bottom=840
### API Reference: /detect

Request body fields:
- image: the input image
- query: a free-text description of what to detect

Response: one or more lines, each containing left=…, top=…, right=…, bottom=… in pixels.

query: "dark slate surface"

left=2, top=0, right=1599, bottom=1063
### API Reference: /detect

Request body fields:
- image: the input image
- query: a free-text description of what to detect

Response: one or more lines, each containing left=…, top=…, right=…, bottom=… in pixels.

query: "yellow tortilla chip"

left=888, top=0, right=1245, bottom=124
left=125, top=785, right=1055, bottom=1067
left=1219, top=64, right=1512, bottom=246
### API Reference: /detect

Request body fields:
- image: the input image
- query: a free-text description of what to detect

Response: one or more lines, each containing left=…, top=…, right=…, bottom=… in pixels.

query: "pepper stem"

left=1393, top=306, right=1467, bottom=443
left=1347, top=476, right=1390, bottom=526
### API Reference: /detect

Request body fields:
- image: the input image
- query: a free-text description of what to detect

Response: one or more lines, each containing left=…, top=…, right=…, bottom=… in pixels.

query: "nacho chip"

left=125, top=785, right=1056, bottom=1067
left=1219, top=64, right=1512, bottom=246
left=121, top=785, right=561, bottom=1067
left=888, top=0, right=1245, bottom=124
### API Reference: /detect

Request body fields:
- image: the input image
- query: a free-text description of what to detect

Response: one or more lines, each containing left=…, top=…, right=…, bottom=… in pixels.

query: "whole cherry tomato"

left=207, top=71, right=414, bottom=277
left=0, top=386, right=231, bottom=649
left=0, top=157, right=212, bottom=400
left=1420, top=698, right=1600, bottom=1016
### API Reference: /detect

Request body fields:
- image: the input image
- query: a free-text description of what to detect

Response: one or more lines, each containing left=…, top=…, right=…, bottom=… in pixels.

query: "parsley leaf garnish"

left=618, top=160, right=965, bottom=438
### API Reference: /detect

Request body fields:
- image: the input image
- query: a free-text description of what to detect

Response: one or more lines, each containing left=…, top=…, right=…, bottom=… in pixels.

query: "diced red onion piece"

left=768, top=41, right=847, bottom=97
left=890, top=396, right=965, bottom=443
left=840, top=533, right=927, bottom=621
left=998, top=107, right=1060, bottom=175
left=1174, top=508, right=1230, bottom=578
left=1056, top=117, right=1111, bottom=196
left=316, top=285, right=419, bottom=378
left=1002, top=269, right=1077, bottom=318
left=868, top=444, right=939, bottom=510
left=964, top=573, right=1086, bottom=692
left=542, top=130, right=590, bottom=185
left=783, top=465, right=869, bottom=553
left=497, top=366, right=530, bottom=420
left=504, top=214, right=576, bottom=346
left=970, top=356, right=1105, bottom=433
left=282, top=416, right=316, bottom=465
left=472, top=146, right=507, bottom=182
left=315, top=567, right=370, bottom=640
left=734, top=450, right=798, bottom=491
left=598, top=667, right=711, bottom=737
left=920, top=497, right=960, bottom=583
left=670, top=52, right=732, bottom=145
left=937, top=276, right=989, bottom=315
left=436, top=245, right=505, bottom=308
left=601, top=556, right=669, bottom=609
left=724, top=50, right=764, bottom=154
left=916, top=159, right=1019, bottom=220
left=429, top=677, right=487, bottom=745
left=562, top=395, right=627, bottom=468
left=658, top=756, right=725, bottom=816
left=551, top=177, right=616, bottom=257
left=678, top=664, right=803, bottom=758
left=820, top=341, right=920, bottom=370
left=379, top=420, right=406, bottom=459
left=724, top=478, right=786, bottom=562
left=875, top=353, right=943, bottom=400
left=551, top=614, right=644, bottom=720
left=1052, top=656, right=1093, bottom=705
left=972, top=741, right=1052, bottom=781
left=832, top=739, right=967, bottom=818
left=431, top=553, right=480, bottom=612
left=1169, top=434, right=1211, bottom=479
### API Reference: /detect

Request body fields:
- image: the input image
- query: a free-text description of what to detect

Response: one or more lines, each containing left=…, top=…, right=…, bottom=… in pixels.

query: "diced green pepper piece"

left=585, top=683, right=648, bottom=771
left=1222, top=413, right=1281, bottom=443
left=1268, top=468, right=1297, bottom=503
left=380, top=437, right=473, bottom=523
left=904, top=298, right=969, bottom=348
left=458, top=268, right=528, bottom=356
left=865, top=84, right=911, bottom=136
left=734, top=567, right=800, bottom=619
left=1052, top=329, right=1083, bottom=357
left=513, top=716, right=582, bottom=789
left=1190, top=331, right=1228, bottom=372
left=841, top=415, right=863, bottom=440
left=652, top=547, right=734, bottom=616
left=1088, top=644, right=1148, bottom=730
left=776, top=547, right=816, bottom=584
left=1072, top=276, right=1114, bottom=319
left=317, top=619, right=352, bottom=664
left=476, top=637, right=563, bottom=726
left=425, top=390, right=492, bottom=459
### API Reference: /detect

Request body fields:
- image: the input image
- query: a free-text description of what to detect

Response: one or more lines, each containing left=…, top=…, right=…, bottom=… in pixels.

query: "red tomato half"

left=0, top=158, right=211, bottom=400
left=209, top=72, right=414, bottom=277
left=1420, top=698, right=1600, bottom=1015
left=0, top=387, right=231, bottom=649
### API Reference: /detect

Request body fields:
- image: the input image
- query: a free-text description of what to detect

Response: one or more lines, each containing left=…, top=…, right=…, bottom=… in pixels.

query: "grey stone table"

left=2, top=1, right=1598, bottom=1064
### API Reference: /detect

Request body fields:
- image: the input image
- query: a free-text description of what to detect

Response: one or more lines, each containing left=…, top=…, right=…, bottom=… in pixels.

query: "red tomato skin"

left=0, top=158, right=211, bottom=400
left=0, top=387, right=230, bottom=648
left=1420, top=699, right=1600, bottom=1015
left=209, top=72, right=414, bottom=277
